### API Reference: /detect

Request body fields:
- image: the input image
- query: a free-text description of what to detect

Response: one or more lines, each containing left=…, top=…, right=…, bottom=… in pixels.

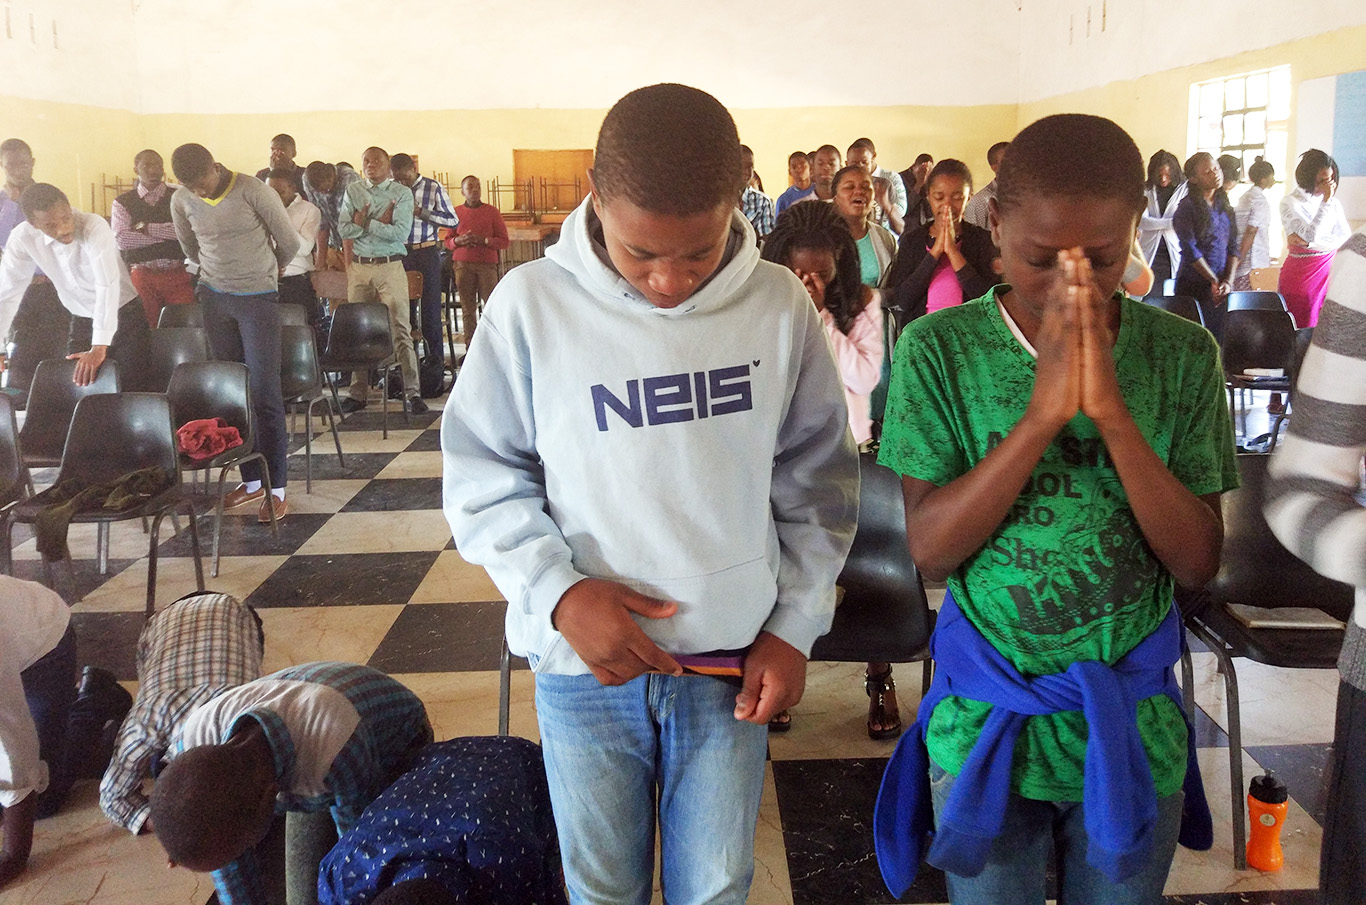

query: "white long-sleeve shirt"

left=0, top=212, right=137, bottom=346
left=282, top=195, right=321, bottom=277
left=1279, top=187, right=1352, bottom=253
left=0, top=577, right=71, bottom=808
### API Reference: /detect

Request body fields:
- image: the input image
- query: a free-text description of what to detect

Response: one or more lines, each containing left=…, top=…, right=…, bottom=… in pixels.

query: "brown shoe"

left=223, top=485, right=266, bottom=511
left=258, top=495, right=287, bottom=524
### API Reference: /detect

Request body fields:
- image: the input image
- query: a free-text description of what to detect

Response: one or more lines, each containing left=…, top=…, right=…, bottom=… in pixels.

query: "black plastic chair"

left=282, top=325, right=345, bottom=493
left=156, top=303, right=205, bottom=328
left=167, top=361, right=279, bottom=577
left=810, top=454, right=936, bottom=695
left=6, top=393, right=204, bottom=615
left=1179, top=453, right=1353, bottom=869
left=1222, top=307, right=1295, bottom=430
left=318, top=302, right=398, bottom=439
left=20, top=358, right=120, bottom=472
left=0, top=394, right=29, bottom=574
left=278, top=304, right=308, bottom=327
left=1142, top=294, right=1205, bottom=327
left=1266, top=327, right=1314, bottom=452
left=1226, top=290, right=1287, bottom=312
left=145, top=327, right=210, bottom=393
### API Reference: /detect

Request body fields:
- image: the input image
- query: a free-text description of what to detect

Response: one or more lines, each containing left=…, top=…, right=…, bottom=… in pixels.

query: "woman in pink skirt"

left=1279, top=149, right=1351, bottom=327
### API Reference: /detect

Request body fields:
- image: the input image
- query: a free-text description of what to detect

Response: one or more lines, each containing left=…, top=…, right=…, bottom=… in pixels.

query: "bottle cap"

left=1250, top=771, right=1288, bottom=804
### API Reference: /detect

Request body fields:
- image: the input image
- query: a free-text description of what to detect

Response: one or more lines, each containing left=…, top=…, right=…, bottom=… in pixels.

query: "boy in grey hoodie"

left=441, top=84, right=859, bottom=904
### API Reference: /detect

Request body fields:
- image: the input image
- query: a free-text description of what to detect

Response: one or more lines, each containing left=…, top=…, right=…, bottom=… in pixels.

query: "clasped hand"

left=1028, top=248, right=1126, bottom=430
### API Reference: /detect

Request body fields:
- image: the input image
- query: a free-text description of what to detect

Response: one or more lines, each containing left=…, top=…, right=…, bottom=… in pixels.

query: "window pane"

left=1246, top=72, right=1269, bottom=108
left=1224, top=113, right=1244, bottom=146
left=1269, top=67, right=1292, bottom=120
left=1266, top=130, right=1289, bottom=181
left=1199, top=116, right=1223, bottom=150
left=1245, top=110, right=1266, bottom=144
left=1201, top=82, right=1224, bottom=117
left=1225, top=77, right=1246, bottom=111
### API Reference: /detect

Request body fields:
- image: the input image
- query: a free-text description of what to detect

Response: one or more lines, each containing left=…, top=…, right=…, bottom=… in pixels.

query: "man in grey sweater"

left=171, top=143, right=298, bottom=523
left=1265, top=223, right=1366, bottom=904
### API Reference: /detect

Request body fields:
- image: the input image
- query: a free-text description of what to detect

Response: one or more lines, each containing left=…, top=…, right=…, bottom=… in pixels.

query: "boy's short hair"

left=373, top=878, right=463, bottom=905
left=849, top=137, right=876, bottom=155
left=987, top=141, right=1010, bottom=168
left=19, top=183, right=68, bottom=218
left=171, top=143, right=216, bottom=184
left=271, top=133, right=296, bottom=152
left=913, top=152, right=934, bottom=166
left=390, top=153, right=416, bottom=172
left=305, top=160, right=336, bottom=185
left=788, top=150, right=809, bottom=164
left=0, top=137, right=32, bottom=157
left=995, top=114, right=1145, bottom=217
left=148, top=745, right=265, bottom=868
left=266, top=167, right=299, bottom=184
left=592, top=83, right=743, bottom=216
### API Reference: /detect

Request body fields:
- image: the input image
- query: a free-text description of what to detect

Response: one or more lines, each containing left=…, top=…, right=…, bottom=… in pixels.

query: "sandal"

left=866, top=667, right=903, bottom=741
left=768, top=709, right=792, bottom=732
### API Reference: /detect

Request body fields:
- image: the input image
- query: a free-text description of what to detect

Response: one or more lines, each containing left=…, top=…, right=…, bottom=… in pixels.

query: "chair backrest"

left=280, top=325, right=322, bottom=398
left=407, top=270, right=423, bottom=302
left=1222, top=307, right=1295, bottom=376
left=1227, top=290, right=1286, bottom=312
left=56, top=392, right=181, bottom=486
left=145, top=327, right=211, bottom=393
left=1210, top=453, right=1354, bottom=621
left=278, top=303, right=309, bottom=327
left=157, top=303, right=206, bottom=329
left=0, top=393, right=24, bottom=506
left=1143, top=294, right=1205, bottom=327
left=166, top=360, right=256, bottom=448
left=1288, top=327, right=1314, bottom=394
left=810, top=453, right=933, bottom=662
left=322, top=301, right=394, bottom=363
left=20, top=358, right=121, bottom=463
left=310, top=270, right=349, bottom=303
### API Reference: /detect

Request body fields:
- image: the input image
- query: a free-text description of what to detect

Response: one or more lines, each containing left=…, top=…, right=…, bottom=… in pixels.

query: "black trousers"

left=278, top=273, right=321, bottom=327
left=1323, top=679, right=1366, bottom=904
left=5, top=280, right=69, bottom=393
left=403, top=244, right=444, bottom=362
left=65, top=298, right=152, bottom=391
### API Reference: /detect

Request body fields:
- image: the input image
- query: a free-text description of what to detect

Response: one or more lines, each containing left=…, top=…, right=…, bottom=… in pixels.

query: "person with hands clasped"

left=442, top=84, right=858, bottom=905
left=1172, top=151, right=1239, bottom=342
left=1277, top=148, right=1352, bottom=328
left=874, top=114, right=1236, bottom=905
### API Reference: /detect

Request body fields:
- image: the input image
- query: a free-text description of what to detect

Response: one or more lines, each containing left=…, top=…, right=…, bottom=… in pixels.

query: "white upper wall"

left=1016, top=0, right=1366, bottom=101
left=5, top=0, right=1360, bottom=113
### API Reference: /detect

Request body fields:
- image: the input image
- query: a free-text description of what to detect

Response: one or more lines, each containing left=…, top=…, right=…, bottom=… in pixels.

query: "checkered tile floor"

left=0, top=391, right=1330, bottom=905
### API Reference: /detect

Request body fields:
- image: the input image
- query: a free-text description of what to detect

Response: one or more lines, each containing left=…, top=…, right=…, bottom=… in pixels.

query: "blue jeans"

left=928, top=759, right=1182, bottom=905
left=534, top=672, right=768, bottom=905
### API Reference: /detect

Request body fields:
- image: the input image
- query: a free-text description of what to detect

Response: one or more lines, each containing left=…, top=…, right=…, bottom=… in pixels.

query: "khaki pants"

left=455, top=261, right=500, bottom=346
left=345, top=260, right=419, bottom=402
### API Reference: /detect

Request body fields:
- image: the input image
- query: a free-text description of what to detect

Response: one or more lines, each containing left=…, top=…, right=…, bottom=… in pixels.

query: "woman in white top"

left=1233, top=157, right=1276, bottom=291
left=1279, top=149, right=1352, bottom=327
left=1138, top=150, right=1187, bottom=287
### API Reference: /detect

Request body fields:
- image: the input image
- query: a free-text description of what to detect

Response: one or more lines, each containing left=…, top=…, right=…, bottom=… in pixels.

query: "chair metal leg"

left=499, top=634, right=511, bottom=737
left=211, top=466, right=231, bottom=578
left=380, top=370, right=389, bottom=440
left=921, top=657, right=933, bottom=699
left=97, top=522, right=110, bottom=575
left=1188, top=620, right=1246, bottom=871
left=325, top=371, right=346, bottom=422
left=303, top=401, right=314, bottom=494
left=321, top=395, right=345, bottom=467
left=1180, top=634, right=1195, bottom=719
left=0, top=513, right=10, bottom=575
left=184, top=498, right=205, bottom=594
left=147, top=512, right=163, bottom=619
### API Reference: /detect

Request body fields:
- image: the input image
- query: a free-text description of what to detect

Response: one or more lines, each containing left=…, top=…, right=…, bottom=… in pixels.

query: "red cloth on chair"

left=177, top=418, right=243, bottom=461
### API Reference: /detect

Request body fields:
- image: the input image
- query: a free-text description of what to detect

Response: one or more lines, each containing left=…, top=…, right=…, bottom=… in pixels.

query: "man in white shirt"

left=266, top=169, right=322, bottom=324
left=0, top=184, right=150, bottom=389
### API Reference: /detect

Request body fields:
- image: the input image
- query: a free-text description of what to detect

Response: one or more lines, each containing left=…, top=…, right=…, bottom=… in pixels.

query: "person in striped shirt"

left=1265, top=223, right=1366, bottom=905
left=392, top=154, right=458, bottom=365
left=148, top=662, right=432, bottom=905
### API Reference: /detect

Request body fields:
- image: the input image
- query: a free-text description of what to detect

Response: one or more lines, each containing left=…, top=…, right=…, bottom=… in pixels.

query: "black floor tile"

left=404, top=429, right=444, bottom=452
left=158, top=512, right=331, bottom=558
left=341, top=477, right=443, bottom=512
left=72, top=611, right=148, bottom=681
left=1164, top=892, right=1319, bottom=904
left=244, top=551, right=440, bottom=608
left=10, top=558, right=139, bottom=604
left=1246, top=742, right=1333, bottom=825
left=368, top=601, right=523, bottom=673
left=445, top=535, right=456, bottom=550
left=280, top=452, right=399, bottom=481
left=334, top=409, right=439, bottom=432
left=773, top=757, right=948, bottom=904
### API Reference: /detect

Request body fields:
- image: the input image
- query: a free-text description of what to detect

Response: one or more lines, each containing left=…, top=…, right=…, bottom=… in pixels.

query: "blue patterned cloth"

left=319, top=736, right=566, bottom=905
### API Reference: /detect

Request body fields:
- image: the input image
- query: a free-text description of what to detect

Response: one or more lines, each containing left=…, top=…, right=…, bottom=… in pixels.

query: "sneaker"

left=258, top=495, right=288, bottom=524
left=407, top=396, right=430, bottom=415
left=223, top=484, right=266, bottom=511
left=338, top=397, right=367, bottom=414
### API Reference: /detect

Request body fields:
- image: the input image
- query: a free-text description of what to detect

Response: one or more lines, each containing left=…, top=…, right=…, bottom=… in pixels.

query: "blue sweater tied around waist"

left=873, top=593, right=1212, bottom=896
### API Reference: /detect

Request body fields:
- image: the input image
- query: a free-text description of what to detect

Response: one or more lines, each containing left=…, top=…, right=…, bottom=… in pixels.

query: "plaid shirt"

left=174, top=662, right=432, bottom=905
left=303, top=164, right=360, bottom=250
left=99, top=593, right=264, bottom=833
left=406, top=175, right=459, bottom=245
left=740, top=187, right=775, bottom=240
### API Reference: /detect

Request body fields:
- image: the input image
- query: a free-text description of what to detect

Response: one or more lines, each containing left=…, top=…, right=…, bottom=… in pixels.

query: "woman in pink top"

left=762, top=202, right=899, bottom=739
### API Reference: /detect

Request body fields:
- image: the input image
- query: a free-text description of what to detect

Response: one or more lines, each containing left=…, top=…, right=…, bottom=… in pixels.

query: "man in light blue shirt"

left=337, top=147, right=425, bottom=414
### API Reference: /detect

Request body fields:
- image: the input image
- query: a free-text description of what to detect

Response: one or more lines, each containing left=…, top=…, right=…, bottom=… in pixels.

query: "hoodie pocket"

left=616, top=556, right=778, bottom=653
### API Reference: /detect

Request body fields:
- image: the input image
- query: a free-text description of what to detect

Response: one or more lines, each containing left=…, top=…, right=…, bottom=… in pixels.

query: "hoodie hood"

left=545, top=195, right=760, bottom=318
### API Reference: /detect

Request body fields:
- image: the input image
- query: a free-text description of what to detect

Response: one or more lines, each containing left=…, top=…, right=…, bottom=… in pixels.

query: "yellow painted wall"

left=0, top=94, right=141, bottom=213
left=1017, top=24, right=1366, bottom=161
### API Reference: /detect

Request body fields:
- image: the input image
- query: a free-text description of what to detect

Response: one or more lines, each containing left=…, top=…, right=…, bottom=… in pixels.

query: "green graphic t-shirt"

left=878, top=289, right=1239, bottom=801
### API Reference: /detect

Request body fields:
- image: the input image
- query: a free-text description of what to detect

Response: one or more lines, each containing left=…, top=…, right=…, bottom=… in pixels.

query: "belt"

left=406, top=240, right=438, bottom=251
left=353, top=254, right=405, bottom=265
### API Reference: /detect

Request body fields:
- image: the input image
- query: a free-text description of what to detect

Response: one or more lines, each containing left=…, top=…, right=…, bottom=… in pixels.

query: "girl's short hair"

left=1293, top=149, right=1338, bottom=191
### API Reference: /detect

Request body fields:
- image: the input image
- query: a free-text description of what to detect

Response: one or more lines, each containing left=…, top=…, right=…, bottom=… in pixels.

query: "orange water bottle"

left=1247, top=771, right=1288, bottom=871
